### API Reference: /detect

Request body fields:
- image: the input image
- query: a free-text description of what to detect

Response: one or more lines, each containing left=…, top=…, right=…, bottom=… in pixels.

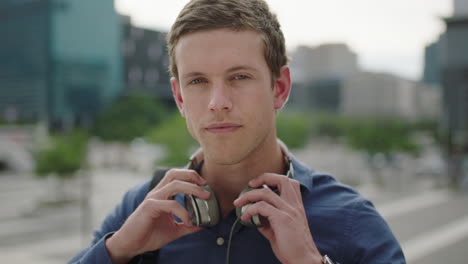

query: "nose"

left=208, top=82, right=233, bottom=112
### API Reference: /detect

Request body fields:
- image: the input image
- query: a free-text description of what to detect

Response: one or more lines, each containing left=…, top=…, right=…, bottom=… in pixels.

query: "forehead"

left=174, top=29, right=267, bottom=76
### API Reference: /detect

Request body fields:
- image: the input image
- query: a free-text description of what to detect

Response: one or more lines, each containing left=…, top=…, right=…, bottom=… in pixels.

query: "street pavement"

left=0, top=149, right=467, bottom=263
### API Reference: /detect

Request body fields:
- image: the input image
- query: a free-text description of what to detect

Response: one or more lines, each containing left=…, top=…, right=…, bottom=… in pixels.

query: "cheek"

left=248, top=91, right=275, bottom=114
left=242, top=96, right=275, bottom=127
left=181, top=102, right=204, bottom=138
left=184, top=114, right=199, bottom=141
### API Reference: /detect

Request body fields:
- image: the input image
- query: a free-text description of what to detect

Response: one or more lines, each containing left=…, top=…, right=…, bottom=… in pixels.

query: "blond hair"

left=167, top=0, right=288, bottom=80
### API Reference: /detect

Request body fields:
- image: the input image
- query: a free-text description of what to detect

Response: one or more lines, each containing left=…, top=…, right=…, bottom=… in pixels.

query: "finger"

left=249, top=173, right=300, bottom=202
left=288, top=179, right=303, bottom=206
left=240, top=200, right=289, bottom=224
left=248, top=173, right=288, bottom=189
left=139, top=199, right=194, bottom=226
left=150, top=180, right=211, bottom=200
left=233, top=187, right=292, bottom=213
left=157, top=169, right=207, bottom=189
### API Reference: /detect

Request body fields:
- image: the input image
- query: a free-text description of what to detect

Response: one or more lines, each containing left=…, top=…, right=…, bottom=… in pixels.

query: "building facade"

left=0, top=0, right=122, bottom=129
left=121, top=16, right=172, bottom=105
left=289, top=43, right=359, bottom=84
left=0, top=1, right=49, bottom=122
left=441, top=0, right=468, bottom=185
left=288, top=43, right=359, bottom=112
left=454, top=0, right=468, bottom=17
left=289, top=78, right=342, bottom=112
left=422, top=34, right=446, bottom=86
left=341, top=72, right=440, bottom=120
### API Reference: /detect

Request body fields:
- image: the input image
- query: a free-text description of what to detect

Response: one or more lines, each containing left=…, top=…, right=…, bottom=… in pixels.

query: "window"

left=145, top=68, right=160, bottom=85
left=148, top=43, right=162, bottom=60
left=129, top=66, right=143, bottom=84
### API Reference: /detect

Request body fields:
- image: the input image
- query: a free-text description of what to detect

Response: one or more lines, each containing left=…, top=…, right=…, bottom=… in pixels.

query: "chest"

left=158, top=227, right=281, bottom=264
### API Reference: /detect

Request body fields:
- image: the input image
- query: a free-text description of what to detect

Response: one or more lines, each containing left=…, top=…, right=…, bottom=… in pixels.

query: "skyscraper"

left=441, top=0, right=468, bottom=185
left=0, top=0, right=122, bottom=129
left=121, top=16, right=172, bottom=104
left=0, top=1, right=49, bottom=122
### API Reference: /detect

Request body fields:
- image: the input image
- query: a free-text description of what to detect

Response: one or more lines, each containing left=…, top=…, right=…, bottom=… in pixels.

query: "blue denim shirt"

left=69, top=155, right=405, bottom=264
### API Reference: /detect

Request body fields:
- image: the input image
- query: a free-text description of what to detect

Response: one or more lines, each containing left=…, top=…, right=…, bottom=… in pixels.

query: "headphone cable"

left=225, top=217, right=240, bottom=264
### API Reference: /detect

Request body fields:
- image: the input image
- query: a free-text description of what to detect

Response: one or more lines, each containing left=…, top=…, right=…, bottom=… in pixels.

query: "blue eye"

left=233, top=75, right=248, bottom=80
left=190, top=78, right=206, bottom=84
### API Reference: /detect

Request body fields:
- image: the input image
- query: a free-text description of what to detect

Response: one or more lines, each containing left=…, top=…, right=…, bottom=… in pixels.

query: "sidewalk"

left=0, top=169, right=148, bottom=263
left=0, top=142, right=446, bottom=263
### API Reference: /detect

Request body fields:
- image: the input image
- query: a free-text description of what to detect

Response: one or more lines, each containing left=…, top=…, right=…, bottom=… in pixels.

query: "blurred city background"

left=0, top=0, right=467, bottom=263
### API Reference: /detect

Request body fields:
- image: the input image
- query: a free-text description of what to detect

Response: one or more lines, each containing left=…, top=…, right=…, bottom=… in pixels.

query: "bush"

left=276, top=112, right=311, bottom=149
left=35, top=131, right=88, bottom=179
left=146, top=112, right=197, bottom=167
left=343, top=119, right=420, bottom=155
left=413, top=119, right=441, bottom=144
left=309, top=113, right=350, bottom=139
left=92, top=93, right=168, bottom=142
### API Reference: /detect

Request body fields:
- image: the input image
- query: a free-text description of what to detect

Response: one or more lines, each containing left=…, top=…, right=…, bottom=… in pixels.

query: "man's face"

left=171, top=29, right=290, bottom=165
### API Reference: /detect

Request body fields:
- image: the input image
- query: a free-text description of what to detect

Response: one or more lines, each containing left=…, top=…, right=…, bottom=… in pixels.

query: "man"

left=70, top=0, right=405, bottom=263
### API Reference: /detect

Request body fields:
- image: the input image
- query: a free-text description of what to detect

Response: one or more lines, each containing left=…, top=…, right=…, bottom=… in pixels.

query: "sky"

left=115, top=0, right=453, bottom=81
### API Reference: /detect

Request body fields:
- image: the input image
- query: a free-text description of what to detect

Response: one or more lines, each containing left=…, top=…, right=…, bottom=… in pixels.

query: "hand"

left=106, top=169, right=210, bottom=264
left=233, top=173, right=323, bottom=264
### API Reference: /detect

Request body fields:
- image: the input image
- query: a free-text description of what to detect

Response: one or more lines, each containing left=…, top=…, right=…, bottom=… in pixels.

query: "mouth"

left=205, top=123, right=242, bottom=134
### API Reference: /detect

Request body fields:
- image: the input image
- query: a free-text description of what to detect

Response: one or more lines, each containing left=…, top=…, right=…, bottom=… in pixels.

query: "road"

left=0, top=169, right=467, bottom=263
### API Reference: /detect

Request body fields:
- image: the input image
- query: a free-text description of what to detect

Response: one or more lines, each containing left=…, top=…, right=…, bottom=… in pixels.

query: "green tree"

left=92, top=93, right=168, bottom=142
left=276, top=112, right=311, bottom=149
left=35, top=131, right=88, bottom=201
left=309, top=112, right=349, bottom=140
left=344, top=119, right=420, bottom=155
left=343, top=119, right=420, bottom=186
left=146, top=112, right=197, bottom=167
left=35, top=131, right=88, bottom=178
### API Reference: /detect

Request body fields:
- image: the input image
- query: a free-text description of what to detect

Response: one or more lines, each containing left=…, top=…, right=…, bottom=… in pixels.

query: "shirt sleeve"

left=345, top=199, right=406, bottom=263
left=68, top=181, right=150, bottom=264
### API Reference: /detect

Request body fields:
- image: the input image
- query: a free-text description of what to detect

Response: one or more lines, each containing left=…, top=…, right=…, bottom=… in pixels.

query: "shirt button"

left=216, top=237, right=225, bottom=246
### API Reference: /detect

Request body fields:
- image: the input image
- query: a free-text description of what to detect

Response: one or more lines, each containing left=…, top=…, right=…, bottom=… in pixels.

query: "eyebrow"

left=181, top=65, right=260, bottom=80
left=226, top=65, right=260, bottom=74
left=181, top=72, right=205, bottom=80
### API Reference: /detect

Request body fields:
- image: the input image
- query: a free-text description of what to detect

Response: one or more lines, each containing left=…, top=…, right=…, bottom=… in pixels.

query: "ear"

left=171, top=77, right=185, bottom=117
left=273, top=66, right=292, bottom=110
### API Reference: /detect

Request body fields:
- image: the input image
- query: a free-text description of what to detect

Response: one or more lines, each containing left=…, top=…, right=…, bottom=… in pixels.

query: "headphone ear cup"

left=201, top=185, right=220, bottom=226
left=236, top=186, right=263, bottom=227
left=185, top=185, right=220, bottom=227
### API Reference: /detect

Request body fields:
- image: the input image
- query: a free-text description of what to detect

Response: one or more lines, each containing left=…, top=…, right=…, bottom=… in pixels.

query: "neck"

left=199, top=137, right=286, bottom=217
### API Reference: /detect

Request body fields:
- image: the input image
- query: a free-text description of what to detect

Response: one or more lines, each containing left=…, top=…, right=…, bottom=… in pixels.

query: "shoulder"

left=87, top=178, right=153, bottom=246
left=292, top=158, right=405, bottom=263
left=126, top=180, right=152, bottom=206
left=111, top=167, right=171, bottom=217
left=115, top=179, right=153, bottom=216
left=292, top=156, right=368, bottom=209
left=292, top=156, right=384, bottom=238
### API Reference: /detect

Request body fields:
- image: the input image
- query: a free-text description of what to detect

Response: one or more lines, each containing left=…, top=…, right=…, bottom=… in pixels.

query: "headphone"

left=185, top=184, right=266, bottom=227
left=184, top=158, right=294, bottom=228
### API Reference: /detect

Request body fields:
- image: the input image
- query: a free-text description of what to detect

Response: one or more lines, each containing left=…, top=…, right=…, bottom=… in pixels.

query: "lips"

left=205, top=122, right=242, bottom=133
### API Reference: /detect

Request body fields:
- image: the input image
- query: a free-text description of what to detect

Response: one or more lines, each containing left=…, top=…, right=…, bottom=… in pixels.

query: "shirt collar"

left=174, top=144, right=314, bottom=221
left=186, top=140, right=312, bottom=192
